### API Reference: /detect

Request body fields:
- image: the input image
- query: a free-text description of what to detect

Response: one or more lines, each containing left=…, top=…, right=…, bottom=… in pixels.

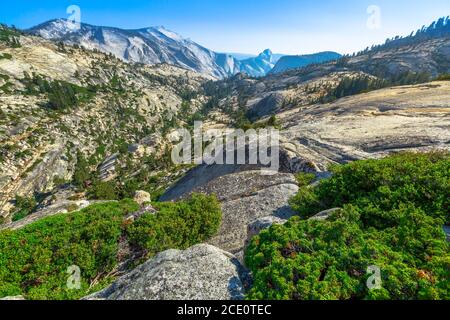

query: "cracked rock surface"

left=162, top=168, right=298, bottom=255
left=85, top=244, right=248, bottom=300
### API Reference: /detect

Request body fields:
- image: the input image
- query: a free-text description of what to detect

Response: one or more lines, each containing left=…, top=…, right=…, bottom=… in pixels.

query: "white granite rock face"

left=85, top=244, right=248, bottom=300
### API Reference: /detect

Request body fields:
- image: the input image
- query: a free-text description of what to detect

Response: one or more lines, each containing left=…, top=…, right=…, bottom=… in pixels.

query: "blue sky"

left=1, top=0, right=449, bottom=55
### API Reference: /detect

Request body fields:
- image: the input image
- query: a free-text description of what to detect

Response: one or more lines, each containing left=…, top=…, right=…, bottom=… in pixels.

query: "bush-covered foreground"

left=0, top=194, right=222, bottom=300
left=245, top=152, right=449, bottom=300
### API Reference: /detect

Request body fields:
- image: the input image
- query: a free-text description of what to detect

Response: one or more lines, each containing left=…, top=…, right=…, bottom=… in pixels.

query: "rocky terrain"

left=155, top=82, right=450, bottom=265
left=278, top=81, right=450, bottom=166
left=162, top=168, right=299, bottom=259
left=0, top=18, right=449, bottom=300
left=0, top=28, right=211, bottom=221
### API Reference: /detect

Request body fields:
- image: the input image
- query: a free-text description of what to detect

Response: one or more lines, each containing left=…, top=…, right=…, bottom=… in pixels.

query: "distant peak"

left=260, top=49, right=273, bottom=57
left=29, top=18, right=83, bottom=37
left=149, top=26, right=184, bottom=41
left=46, top=18, right=77, bottom=26
left=43, top=18, right=65, bottom=23
left=153, top=25, right=168, bottom=31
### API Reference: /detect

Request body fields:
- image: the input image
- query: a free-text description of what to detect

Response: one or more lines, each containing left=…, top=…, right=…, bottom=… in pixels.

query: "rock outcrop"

left=246, top=216, right=288, bottom=243
left=133, top=190, right=151, bottom=207
left=444, top=226, right=450, bottom=242
left=98, top=153, right=119, bottom=182
left=309, top=208, right=342, bottom=221
left=0, top=199, right=103, bottom=231
left=85, top=244, right=248, bottom=300
left=162, top=168, right=298, bottom=256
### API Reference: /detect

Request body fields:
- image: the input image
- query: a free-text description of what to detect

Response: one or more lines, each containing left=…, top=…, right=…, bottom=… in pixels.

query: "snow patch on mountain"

left=28, top=19, right=333, bottom=78
left=29, top=19, right=243, bottom=78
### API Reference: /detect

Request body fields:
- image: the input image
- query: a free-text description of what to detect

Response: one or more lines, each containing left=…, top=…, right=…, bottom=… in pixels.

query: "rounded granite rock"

left=85, top=244, right=248, bottom=300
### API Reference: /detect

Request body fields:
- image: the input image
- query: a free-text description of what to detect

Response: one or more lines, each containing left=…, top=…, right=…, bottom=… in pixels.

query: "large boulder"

left=210, top=175, right=298, bottom=254
left=85, top=244, right=248, bottom=300
left=162, top=169, right=298, bottom=255
left=247, top=92, right=285, bottom=120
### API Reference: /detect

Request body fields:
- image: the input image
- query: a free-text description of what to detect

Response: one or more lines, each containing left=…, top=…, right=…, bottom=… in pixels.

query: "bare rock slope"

left=278, top=81, right=450, bottom=167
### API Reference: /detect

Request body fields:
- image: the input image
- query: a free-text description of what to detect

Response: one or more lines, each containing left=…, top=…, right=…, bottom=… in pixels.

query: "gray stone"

left=98, top=153, right=119, bottom=182
left=85, top=244, right=248, bottom=300
left=444, top=226, right=450, bottom=242
left=133, top=190, right=151, bottom=206
left=309, top=208, right=342, bottom=221
left=247, top=216, right=288, bottom=242
left=162, top=168, right=298, bottom=255
left=125, top=205, right=157, bottom=223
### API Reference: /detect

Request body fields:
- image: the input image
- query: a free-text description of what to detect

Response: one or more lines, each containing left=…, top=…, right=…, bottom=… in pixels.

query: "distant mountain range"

left=27, top=19, right=340, bottom=78
left=237, top=49, right=282, bottom=77
left=28, top=19, right=240, bottom=79
left=226, top=53, right=258, bottom=60
left=270, top=52, right=342, bottom=74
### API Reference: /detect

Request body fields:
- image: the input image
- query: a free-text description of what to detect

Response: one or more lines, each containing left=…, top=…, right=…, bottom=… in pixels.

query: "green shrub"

left=0, top=200, right=139, bottom=300
left=12, top=195, right=37, bottom=222
left=127, top=193, right=222, bottom=257
left=46, top=81, right=79, bottom=110
left=21, top=74, right=95, bottom=108
left=89, top=181, right=119, bottom=200
left=0, top=81, right=13, bottom=94
left=246, top=207, right=449, bottom=300
left=0, top=194, right=223, bottom=300
left=73, top=151, right=91, bottom=188
left=0, top=25, right=21, bottom=48
left=0, top=53, right=12, bottom=60
left=294, top=173, right=316, bottom=187
left=246, top=152, right=449, bottom=300
left=290, top=151, right=449, bottom=225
